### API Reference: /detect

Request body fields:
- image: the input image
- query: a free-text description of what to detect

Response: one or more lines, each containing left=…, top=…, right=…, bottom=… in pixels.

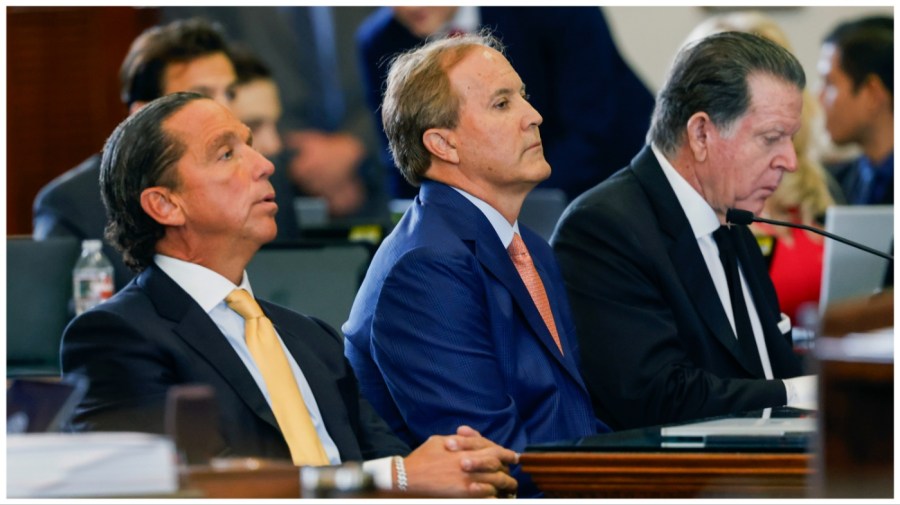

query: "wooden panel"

left=6, top=7, right=159, bottom=235
left=520, top=451, right=813, bottom=498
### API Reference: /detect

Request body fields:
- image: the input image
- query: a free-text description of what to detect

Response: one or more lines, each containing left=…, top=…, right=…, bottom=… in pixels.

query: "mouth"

left=258, top=191, right=277, bottom=208
left=526, top=141, right=543, bottom=151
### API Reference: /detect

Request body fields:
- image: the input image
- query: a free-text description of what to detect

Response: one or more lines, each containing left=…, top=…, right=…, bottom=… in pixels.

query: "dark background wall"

left=7, top=7, right=159, bottom=235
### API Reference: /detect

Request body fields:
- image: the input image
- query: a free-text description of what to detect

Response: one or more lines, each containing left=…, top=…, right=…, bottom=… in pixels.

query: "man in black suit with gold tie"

left=61, top=92, right=517, bottom=497
left=552, top=32, right=816, bottom=431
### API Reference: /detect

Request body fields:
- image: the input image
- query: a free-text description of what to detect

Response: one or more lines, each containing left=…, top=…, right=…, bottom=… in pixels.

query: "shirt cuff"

left=783, top=375, right=818, bottom=410
left=362, top=456, right=394, bottom=490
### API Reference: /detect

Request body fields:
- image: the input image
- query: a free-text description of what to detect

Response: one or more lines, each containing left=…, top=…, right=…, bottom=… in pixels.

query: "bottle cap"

left=82, top=239, right=102, bottom=252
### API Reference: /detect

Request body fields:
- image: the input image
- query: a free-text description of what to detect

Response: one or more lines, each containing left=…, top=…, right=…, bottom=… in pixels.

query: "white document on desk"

left=661, top=415, right=815, bottom=438
left=7, top=432, right=178, bottom=497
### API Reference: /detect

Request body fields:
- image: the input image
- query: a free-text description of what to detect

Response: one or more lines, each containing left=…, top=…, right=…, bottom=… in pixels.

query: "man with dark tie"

left=60, top=92, right=518, bottom=497
left=343, top=34, right=608, bottom=497
left=553, top=32, right=816, bottom=431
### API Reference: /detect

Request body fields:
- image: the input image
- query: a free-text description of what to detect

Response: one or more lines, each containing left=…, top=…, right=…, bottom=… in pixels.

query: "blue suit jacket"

left=61, top=264, right=408, bottom=462
left=344, top=181, right=607, bottom=495
left=357, top=6, right=655, bottom=200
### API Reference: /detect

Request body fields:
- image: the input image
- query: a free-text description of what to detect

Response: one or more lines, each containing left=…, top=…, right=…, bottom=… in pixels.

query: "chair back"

left=246, top=240, right=373, bottom=332
left=7, top=236, right=81, bottom=377
left=519, top=188, right=569, bottom=242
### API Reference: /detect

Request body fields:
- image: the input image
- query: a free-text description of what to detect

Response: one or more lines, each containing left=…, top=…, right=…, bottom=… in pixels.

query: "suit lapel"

left=630, top=148, right=759, bottom=375
left=142, top=265, right=281, bottom=432
left=269, top=314, right=360, bottom=461
left=422, top=183, right=584, bottom=383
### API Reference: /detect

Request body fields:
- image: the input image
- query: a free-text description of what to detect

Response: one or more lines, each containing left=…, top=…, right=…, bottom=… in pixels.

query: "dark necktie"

left=712, top=226, right=765, bottom=377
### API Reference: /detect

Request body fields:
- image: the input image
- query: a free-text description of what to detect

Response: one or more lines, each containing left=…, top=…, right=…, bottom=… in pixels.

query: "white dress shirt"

left=154, top=255, right=394, bottom=487
left=452, top=186, right=520, bottom=246
left=650, top=145, right=816, bottom=407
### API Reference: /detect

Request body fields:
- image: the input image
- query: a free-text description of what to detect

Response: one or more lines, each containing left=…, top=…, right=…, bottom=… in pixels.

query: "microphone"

left=725, top=208, right=893, bottom=261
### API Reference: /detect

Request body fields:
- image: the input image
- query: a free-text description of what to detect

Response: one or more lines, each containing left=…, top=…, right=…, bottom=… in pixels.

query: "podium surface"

left=521, top=408, right=814, bottom=498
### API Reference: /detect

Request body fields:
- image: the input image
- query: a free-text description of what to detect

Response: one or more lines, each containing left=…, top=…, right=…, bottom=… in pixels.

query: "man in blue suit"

left=343, top=33, right=608, bottom=497
left=357, top=6, right=655, bottom=200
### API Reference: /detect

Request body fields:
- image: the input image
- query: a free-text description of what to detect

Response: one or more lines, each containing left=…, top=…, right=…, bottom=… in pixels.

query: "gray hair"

left=648, top=31, right=805, bottom=156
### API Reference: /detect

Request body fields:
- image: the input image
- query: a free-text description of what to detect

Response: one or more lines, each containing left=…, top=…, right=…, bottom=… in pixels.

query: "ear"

left=422, top=128, right=459, bottom=164
left=140, top=186, right=184, bottom=227
left=862, top=74, right=891, bottom=109
left=685, top=112, right=712, bottom=163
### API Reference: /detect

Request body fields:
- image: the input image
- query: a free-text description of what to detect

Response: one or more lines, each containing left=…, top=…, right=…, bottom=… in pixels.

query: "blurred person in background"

left=818, top=15, right=893, bottom=205
left=163, top=7, right=389, bottom=223
left=33, top=18, right=237, bottom=291
left=229, top=45, right=301, bottom=240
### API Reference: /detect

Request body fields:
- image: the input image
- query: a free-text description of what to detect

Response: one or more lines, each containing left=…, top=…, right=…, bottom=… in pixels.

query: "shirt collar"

left=451, top=186, right=520, bottom=248
left=651, top=143, right=720, bottom=239
left=154, top=254, right=252, bottom=313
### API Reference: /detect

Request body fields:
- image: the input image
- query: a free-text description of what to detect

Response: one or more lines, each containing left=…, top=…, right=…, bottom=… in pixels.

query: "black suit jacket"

left=61, top=264, right=408, bottom=462
left=552, top=146, right=804, bottom=431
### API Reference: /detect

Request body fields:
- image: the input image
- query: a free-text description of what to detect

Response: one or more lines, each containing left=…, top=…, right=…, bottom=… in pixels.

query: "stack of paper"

left=8, top=432, right=178, bottom=497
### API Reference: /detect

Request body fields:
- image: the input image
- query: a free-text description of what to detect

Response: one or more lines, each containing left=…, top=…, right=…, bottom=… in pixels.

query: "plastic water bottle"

left=73, top=239, right=115, bottom=315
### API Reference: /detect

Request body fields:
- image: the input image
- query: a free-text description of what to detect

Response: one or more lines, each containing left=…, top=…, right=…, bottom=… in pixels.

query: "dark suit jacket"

left=343, top=181, right=606, bottom=495
left=61, top=264, right=408, bottom=462
left=33, top=154, right=133, bottom=291
left=357, top=6, right=655, bottom=200
left=552, top=146, right=804, bottom=431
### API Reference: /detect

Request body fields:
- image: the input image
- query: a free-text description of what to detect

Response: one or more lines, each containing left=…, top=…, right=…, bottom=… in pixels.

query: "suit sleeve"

left=33, top=187, right=80, bottom=240
left=370, top=247, right=530, bottom=453
left=553, top=202, right=787, bottom=430
left=309, top=316, right=411, bottom=460
left=60, top=309, right=175, bottom=434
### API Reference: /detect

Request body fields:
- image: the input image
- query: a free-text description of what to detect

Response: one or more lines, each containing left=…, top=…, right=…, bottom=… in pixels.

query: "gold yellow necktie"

left=508, top=233, right=564, bottom=355
left=225, top=288, right=330, bottom=466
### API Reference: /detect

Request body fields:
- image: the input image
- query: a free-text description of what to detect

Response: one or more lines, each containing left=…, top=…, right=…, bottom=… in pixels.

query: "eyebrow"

left=489, top=84, right=526, bottom=102
left=204, top=128, right=251, bottom=160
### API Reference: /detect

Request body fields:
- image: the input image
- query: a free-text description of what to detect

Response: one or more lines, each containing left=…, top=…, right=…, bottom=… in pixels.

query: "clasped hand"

left=403, top=425, right=518, bottom=498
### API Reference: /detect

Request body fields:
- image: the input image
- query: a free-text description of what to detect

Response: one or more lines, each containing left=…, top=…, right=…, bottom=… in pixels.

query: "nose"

left=252, top=148, right=275, bottom=179
left=777, top=144, right=799, bottom=173
left=522, top=98, right=543, bottom=130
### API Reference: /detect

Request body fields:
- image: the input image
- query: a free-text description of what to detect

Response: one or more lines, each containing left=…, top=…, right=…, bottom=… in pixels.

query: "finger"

left=445, top=434, right=489, bottom=452
left=465, top=481, right=499, bottom=498
left=477, top=447, right=518, bottom=466
left=466, top=471, right=518, bottom=496
left=460, top=455, right=505, bottom=473
left=455, top=425, right=480, bottom=437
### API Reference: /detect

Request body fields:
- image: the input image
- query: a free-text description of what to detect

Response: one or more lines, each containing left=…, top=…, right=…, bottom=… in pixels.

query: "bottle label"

left=74, top=270, right=114, bottom=315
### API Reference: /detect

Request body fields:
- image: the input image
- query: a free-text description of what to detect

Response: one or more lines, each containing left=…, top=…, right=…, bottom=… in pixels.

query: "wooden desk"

left=181, top=460, right=300, bottom=498
left=520, top=451, right=812, bottom=498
